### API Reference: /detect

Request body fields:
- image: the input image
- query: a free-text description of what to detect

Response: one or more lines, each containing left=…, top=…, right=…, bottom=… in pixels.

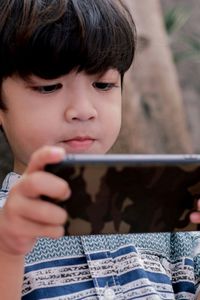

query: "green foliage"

left=164, top=5, right=200, bottom=63
left=164, top=6, right=190, bottom=35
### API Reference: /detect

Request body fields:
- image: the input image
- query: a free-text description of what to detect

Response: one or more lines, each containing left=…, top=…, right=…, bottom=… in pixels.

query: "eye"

left=92, top=82, right=117, bottom=91
left=32, top=83, right=63, bottom=94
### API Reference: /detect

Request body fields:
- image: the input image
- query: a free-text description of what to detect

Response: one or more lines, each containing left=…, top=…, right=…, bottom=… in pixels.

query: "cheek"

left=17, top=121, right=54, bottom=149
left=103, top=101, right=122, bottom=140
left=111, top=110, right=122, bottom=139
left=4, top=113, right=53, bottom=154
left=108, top=97, right=121, bottom=127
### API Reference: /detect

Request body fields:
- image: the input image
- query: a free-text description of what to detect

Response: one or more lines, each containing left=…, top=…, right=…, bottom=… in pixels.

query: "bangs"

left=0, top=0, right=136, bottom=79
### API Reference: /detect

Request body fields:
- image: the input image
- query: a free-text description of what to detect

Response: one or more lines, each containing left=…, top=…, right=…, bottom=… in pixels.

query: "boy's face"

left=0, top=69, right=122, bottom=173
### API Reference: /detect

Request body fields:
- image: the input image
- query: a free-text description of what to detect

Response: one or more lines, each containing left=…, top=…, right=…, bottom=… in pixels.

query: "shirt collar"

left=1, top=172, right=21, bottom=192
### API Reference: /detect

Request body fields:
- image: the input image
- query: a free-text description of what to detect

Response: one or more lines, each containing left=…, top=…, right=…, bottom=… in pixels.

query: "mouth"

left=60, top=136, right=96, bottom=151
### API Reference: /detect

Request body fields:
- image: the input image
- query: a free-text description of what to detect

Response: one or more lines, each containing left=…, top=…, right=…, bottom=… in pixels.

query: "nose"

left=64, top=96, right=97, bottom=122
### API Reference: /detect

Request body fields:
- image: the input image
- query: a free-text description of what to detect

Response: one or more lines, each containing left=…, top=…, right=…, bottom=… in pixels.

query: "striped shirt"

left=1, top=172, right=200, bottom=300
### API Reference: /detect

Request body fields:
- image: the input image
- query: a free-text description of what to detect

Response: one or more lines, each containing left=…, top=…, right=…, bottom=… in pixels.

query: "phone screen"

left=45, top=155, right=200, bottom=235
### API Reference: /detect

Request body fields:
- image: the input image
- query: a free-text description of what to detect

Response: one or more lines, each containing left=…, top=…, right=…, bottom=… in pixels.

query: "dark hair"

left=0, top=0, right=136, bottom=109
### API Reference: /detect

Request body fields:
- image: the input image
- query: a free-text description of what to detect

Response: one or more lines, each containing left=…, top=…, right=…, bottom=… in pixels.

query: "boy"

left=0, top=0, right=200, bottom=299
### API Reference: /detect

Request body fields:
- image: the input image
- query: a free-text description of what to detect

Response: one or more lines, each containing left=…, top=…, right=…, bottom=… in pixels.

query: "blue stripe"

left=119, top=269, right=171, bottom=285
left=22, top=280, right=94, bottom=300
left=87, top=251, right=111, bottom=260
left=173, top=281, right=195, bottom=294
left=94, top=276, right=117, bottom=288
left=88, top=245, right=137, bottom=260
left=184, top=258, right=194, bottom=266
left=94, top=268, right=172, bottom=289
left=146, top=271, right=172, bottom=284
left=173, top=258, right=194, bottom=267
left=112, top=245, right=137, bottom=257
left=25, top=256, right=87, bottom=272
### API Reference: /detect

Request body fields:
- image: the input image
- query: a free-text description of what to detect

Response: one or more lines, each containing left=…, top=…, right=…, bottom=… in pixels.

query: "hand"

left=0, top=146, right=70, bottom=256
left=190, top=199, right=200, bottom=224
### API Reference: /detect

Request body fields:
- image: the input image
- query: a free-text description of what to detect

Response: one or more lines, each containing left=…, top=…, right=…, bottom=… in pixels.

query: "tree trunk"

left=112, top=0, right=193, bottom=154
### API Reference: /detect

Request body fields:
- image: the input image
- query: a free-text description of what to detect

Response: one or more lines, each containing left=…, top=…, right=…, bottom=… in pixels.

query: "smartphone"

left=44, top=154, right=200, bottom=235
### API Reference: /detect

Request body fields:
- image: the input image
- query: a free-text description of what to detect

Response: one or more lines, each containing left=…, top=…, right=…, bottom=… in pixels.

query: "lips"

left=61, top=136, right=95, bottom=151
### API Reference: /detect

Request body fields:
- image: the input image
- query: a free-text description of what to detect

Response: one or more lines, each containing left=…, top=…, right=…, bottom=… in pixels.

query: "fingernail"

left=51, top=147, right=65, bottom=157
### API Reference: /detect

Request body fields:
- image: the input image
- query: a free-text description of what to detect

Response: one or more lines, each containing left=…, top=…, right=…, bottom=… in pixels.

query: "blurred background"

left=113, top=0, right=200, bottom=154
left=0, top=0, right=200, bottom=183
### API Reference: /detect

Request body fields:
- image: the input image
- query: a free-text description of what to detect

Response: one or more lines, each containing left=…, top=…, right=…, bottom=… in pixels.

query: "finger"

left=21, top=197, right=68, bottom=225
left=7, top=188, right=68, bottom=225
left=25, top=146, right=65, bottom=174
left=5, top=215, right=65, bottom=240
left=190, top=212, right=200, bottom=224
left=28, top=224, right=65, bottom=239
left=18, top=171, right=71, bottom=200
